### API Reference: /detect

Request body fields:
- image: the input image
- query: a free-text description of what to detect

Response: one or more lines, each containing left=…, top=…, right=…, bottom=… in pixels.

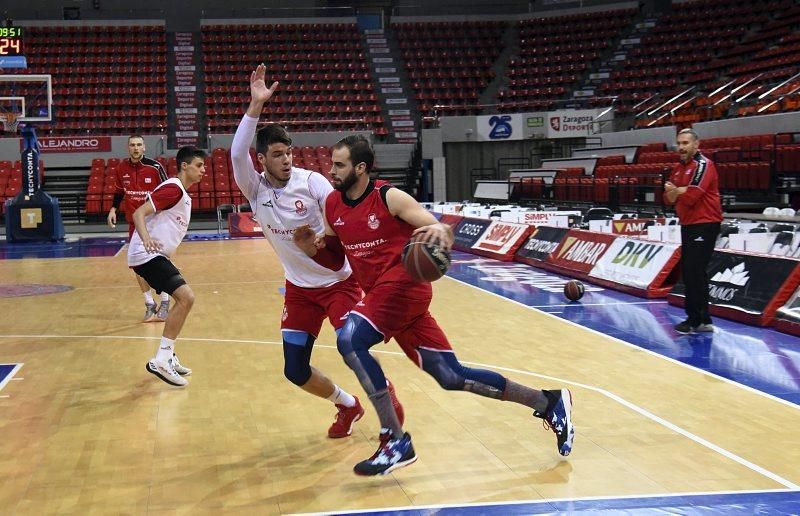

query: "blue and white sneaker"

left=172, top=353, right=192, bottom=376
left=354, top=431, right=417, bottom=476
left=535, top=388, right=574, bottom=456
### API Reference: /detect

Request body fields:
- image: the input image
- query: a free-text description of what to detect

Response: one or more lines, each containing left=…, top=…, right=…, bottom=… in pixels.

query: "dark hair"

left=176, top=146, right=207, bottom=168
left=333, top=134, right=374, bottom=173
left=128, top=134, right=144, bottom=142
left=256, top=123, right=292, bottom=154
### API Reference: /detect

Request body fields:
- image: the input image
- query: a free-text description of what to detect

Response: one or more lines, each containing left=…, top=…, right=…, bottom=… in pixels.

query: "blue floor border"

left=328, top=489, right=800, bottom=515
left=445, top=252, right=800, bottom=407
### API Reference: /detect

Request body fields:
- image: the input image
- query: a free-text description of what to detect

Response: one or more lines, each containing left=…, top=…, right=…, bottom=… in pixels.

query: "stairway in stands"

left=43, top=168, right=90, bottom=223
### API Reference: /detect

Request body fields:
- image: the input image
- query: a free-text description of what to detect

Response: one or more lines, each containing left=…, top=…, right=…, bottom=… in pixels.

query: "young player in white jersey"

left=231, top=64, right=403, bottom=438
left=129, top=146, right=207, bottom=387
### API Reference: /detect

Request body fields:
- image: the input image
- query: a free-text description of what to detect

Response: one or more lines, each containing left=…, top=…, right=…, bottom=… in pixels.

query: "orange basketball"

left=402, top=233, right=451, bottom=282
left=564, top=279, right=585, bottom=302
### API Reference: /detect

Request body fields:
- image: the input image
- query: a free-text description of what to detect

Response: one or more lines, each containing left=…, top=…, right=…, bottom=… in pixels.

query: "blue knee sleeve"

left=282, top=330, right=314, bottom=386
left=419, top=349, right=506, bottom=397
left=337, top=313, right=386, bottom=393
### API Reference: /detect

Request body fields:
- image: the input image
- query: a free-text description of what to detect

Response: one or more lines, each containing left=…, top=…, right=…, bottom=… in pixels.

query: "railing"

left=511, top=173, right=667, bottom=211
left=201, top=6, right=356, bottom=19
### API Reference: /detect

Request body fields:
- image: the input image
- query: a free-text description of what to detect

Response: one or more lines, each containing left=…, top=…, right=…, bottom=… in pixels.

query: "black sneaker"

left=535, top=389, right=575, bottom=457
left=674, top=320, right=694, bottom=334
left=354, top=431, right=417, bottom=476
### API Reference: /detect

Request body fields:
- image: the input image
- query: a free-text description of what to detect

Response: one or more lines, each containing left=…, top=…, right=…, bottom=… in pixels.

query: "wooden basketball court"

left=1, top=237, right=798, bottom=514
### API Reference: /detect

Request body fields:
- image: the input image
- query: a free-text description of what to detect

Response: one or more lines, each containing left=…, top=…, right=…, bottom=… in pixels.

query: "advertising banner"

left=545, top=229, right=616, bottom=274
left=670, top=250, right=800, bottom=324
left=546, top=109, right=610, bottom=139
left=471, top=220, right=532, bottom=260
left=228, top=212, right=262, bottom=237
left=476, top=114, right=524, bottom=141
left=501, top=211, right=580, bottom=228
left=32, top=136, right=113, bottom=153
left=611, top=218, right=666, bottom=235
left=453, top=218, right=491, bottom=251
left=589, top=238, right=680, bottom=291
left=515, top=227, right=569, bottom=264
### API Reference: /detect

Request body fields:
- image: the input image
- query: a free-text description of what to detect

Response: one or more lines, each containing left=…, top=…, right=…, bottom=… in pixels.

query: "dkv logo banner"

left=589, top=238, right=680, bottom=289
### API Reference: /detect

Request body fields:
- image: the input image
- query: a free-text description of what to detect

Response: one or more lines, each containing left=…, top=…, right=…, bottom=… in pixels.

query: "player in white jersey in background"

left=231, top=64, right=403, bottom=438
left=129, top=146, right=207, bottom=387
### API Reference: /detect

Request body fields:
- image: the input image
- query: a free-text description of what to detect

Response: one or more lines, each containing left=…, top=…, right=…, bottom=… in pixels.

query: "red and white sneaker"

left=328, top=396, right=365, bottom=438
left=387, top=379, right=405, bottom=426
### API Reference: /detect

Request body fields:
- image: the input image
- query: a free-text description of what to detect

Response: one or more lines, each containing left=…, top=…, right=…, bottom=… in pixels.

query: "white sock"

left=327, top=385, right=356, bottom=407
left=156, top=337, right=175, bottom=362
left=144, top=291, right=155, bottom=305
left=160, top=292, right=170, bottom=303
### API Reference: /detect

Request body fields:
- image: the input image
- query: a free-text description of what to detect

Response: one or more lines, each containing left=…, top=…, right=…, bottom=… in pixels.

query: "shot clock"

left=0, top=26, right=23, bottom=56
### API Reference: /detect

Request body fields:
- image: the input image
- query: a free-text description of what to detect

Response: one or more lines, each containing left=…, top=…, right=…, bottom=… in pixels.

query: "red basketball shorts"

left=350, top=281, right=452, bottom=367
left=281, top=275, right=362, bottom=338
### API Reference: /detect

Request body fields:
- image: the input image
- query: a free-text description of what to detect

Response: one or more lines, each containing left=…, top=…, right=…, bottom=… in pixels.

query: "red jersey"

left=663, top=152, right=723, bottom=225
left=114, top=156, right=167, bottom=219
left=325, top=180, right=425, bottom=294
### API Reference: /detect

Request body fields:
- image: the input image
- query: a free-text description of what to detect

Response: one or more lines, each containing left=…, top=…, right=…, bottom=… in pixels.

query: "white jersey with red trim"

left=231, top=114, right=352, bottom=288
left=128, top=178, right=191, bottom=266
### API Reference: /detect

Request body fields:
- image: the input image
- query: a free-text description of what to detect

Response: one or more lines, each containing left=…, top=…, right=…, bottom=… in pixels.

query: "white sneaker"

left=146, top=357, right=188, bottom=386
left=143, top=303, right=158, bottom=323
left=156, top=300, right=170, bottom=321
left=172, top=353, right=192, bottom=376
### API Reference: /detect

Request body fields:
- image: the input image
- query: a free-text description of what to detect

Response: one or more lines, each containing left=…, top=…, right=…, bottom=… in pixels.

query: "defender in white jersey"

left=230, top=64, right=404, bottom=438
left=129, top=146, right=207, bottom=387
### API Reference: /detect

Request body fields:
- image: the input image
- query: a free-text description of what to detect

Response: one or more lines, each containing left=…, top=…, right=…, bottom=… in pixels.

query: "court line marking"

left=446, top=276, right=800, bottom=413
left=529, top=301, right=666, bottom=307
left=291, top=488, right=799, bottom=515
left=1, top=333, right=797, bottom=489
left=0, top=363, right=23, bottom=393
left=73, top=280, right=284, bottom=290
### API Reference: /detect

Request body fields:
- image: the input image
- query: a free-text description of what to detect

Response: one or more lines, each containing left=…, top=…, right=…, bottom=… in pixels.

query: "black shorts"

left=132, top=256, right=186, bottom=295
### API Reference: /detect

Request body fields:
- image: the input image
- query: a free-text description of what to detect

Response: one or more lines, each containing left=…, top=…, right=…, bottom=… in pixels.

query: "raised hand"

left=250, top=63, right=279, bottom=104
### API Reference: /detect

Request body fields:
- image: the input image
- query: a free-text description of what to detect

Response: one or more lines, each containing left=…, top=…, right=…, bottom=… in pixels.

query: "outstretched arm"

left=385, top=188, right=454, bottom=251
left=246, top=63, right=279, bottom=118
left=231, top=64, right=280, bottom=200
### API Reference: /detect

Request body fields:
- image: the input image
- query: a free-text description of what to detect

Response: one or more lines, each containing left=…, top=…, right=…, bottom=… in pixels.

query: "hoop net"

left=0, top=112, right=20, bottom=133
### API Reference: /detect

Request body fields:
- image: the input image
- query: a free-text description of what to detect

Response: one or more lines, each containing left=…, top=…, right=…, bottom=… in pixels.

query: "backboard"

left=0, top=74, right=53, bottom=127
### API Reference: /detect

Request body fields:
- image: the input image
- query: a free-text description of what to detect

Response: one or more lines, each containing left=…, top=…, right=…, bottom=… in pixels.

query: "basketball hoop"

left=0, top=112, right=20, bottom=133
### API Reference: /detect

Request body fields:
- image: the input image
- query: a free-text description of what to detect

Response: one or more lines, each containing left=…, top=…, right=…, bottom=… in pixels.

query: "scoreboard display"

left=0, top=27, right=23, bottom=56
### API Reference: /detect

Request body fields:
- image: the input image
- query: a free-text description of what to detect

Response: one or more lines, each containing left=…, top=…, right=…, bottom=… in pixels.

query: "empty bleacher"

left=501, top=8, right=635, bottom=112
left=12, top=25, right=168, bottom=136
left=392, top=21, right=506, bottom=119
left=202, top=23, right=383, bottom=134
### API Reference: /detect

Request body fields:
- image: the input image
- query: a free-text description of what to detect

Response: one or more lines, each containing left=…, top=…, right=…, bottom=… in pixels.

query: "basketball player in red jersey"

left=294, top=135, right=575, bottom=476
left=108, top=135, right=171, bottom=322
left=231, top=64, right=403, bottom=440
